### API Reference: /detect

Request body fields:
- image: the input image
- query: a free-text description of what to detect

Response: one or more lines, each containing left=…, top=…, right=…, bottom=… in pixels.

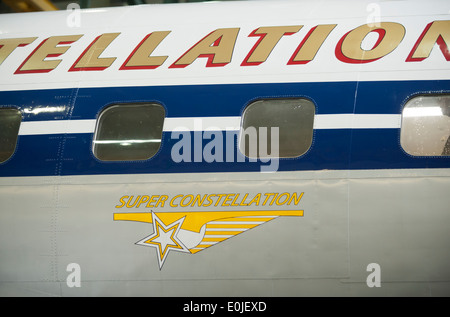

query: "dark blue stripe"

left=0, top=80, right=449, bottom=177
left=1, top=80, right=448, bottom=119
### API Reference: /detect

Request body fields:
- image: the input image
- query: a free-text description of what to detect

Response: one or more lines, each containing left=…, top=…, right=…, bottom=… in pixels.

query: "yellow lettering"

left=213, top=194, right=226, bottom=207
left=288, top=192, right=304, bottom=205
left=120, top=31, right=170, bottom=70
left=248, top=193, right=261, bottom=206
left=242, top=25, right=302, bottom=66
left=155, top=195, right=168, bottom=208
left=221, top=194, right=234, bottom=207
left=115, top=195, right=128, bottom=208
left=69, top=33, right=119, bottom=71
left=180, top=194, right=194, bottom=207
left=262, top=193, right=276, bottom=206
left=406, top=20, right=450, bottom=62
left=230, top=194, right=240, bottom=206
left=192, top=194, right=207, bottom=207
left=275, top=193, right=290, bottom=206
left=336, top=22, right=405, bottom=63
left=203, top=194, right=215, bottom=207
left=15, top=35, right=82, bottom=74
left=0, top=37, right=37, bottom=66
left=136, top=195, right=150, bottom=208
left=239, top=193, right=249, bottom=206
left=126, top=195, right=140, bottom=208
left=170, top=194, right=183, bottom=207
left=288, top=24, right=336, bottom=64
left=170, top=28, right=240, bottom=68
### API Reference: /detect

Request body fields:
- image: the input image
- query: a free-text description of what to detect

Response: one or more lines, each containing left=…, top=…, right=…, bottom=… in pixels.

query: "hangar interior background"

left=0, top=0, right=239, bottom=14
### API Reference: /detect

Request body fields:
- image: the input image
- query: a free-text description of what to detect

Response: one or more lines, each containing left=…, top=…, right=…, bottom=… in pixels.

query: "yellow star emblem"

left=136, top=213, right=190, bottom=269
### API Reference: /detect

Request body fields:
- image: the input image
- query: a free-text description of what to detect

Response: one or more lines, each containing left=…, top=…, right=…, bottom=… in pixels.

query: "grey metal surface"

left=1, top=169, right=449, bottom=296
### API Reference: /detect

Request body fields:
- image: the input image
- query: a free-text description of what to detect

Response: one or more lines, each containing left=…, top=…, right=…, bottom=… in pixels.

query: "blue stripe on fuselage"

left=0, top=80, right=449, bottom=177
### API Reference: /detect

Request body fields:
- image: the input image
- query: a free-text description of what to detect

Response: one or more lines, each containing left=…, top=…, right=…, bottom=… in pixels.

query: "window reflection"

left=239, top=98, right=315, bottom=158
left=0, top=108, right=22, bottom=163
left=93, top=103, right=165, bottom=161
left=400, top=95, right=450, bottom=156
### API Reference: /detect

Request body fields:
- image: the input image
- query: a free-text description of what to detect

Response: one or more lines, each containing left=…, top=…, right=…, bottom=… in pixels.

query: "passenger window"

left=400, top=95, right=450, bottom=156
left=239, top=98, right=315, bottom=158
left=93, top=103, right=165, bottom=161
left=0, top=108, right=21, bottom=163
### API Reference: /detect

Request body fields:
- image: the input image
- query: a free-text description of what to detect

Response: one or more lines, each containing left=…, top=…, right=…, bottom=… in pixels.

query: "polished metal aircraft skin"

left=0, top=0, right=449, bottom=296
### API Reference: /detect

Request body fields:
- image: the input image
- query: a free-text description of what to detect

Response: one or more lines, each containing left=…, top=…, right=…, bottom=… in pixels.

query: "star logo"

left=114, top=193, right=304, bottom=269
left=136, top=213, right=190, bottom=269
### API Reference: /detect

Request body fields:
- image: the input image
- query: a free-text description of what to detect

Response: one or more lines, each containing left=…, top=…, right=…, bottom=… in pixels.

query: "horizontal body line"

left=162, top=117, right=241, bottom=132
left=17, top=114, right=402, bottom=136
left=18, top=119, right=97, bottom=136
left=313, top=114, right=401, bottom=129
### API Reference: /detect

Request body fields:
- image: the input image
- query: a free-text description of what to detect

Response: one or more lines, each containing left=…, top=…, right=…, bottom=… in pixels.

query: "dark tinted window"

left=93, top=103, right=165, bottom=161
left=239, top=98, right=315, bottom=158
left=0, top=108, right=21, bottom=163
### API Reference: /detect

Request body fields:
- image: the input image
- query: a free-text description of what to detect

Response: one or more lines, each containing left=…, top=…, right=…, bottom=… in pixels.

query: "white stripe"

left=17, top=114, right=402, bottom=136
left=237, top=215, right=278, bottom=218
left=18, top=119, right=96, bottom=135
left=313, top=114, right=401, bottom=129
left=162, top=117, right=241, bottom=132
left=93, top=139, right=161, bottom=144
left=197, top=241, right=219, bottom=245
left=205, top=228, right=247, bottom=232
left=208, top=221, right=264, bottom=225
